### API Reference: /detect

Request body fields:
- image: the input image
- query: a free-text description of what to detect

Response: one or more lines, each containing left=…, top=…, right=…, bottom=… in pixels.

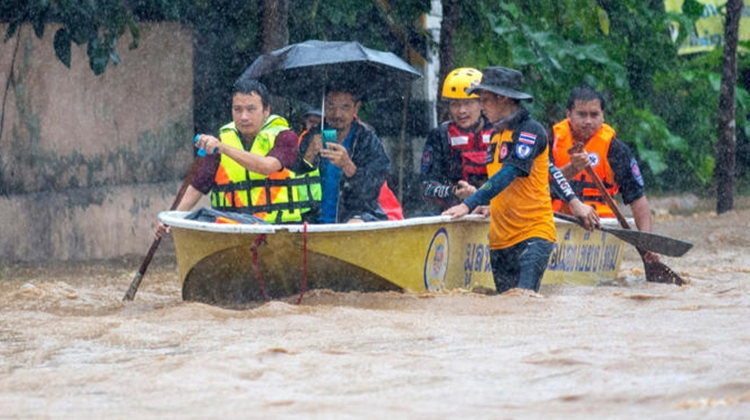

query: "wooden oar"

left=123, top=154, right=204, bottom=301
left=579, top=164, right=688, bottom=285
left=553, top=212, right=692, bottom=257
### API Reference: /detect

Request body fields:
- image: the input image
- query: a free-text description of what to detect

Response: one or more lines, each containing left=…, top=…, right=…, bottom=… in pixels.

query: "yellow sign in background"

left=665, top=0, right=750, bottom=54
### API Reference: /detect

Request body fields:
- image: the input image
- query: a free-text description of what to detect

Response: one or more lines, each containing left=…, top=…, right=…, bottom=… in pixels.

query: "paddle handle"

left=553, top=211, right=587, bottom=227
left=123, top=154, right=204, bottom=301
left=572, top=144, right=642, bottom=253
left=123, top=238, right=161, bottom=301
left=580, top=162, right=659, bottom=258
left=554, top=210, right=613, bottom=233
left=574, top=145, right=686, bottom=284
left=583, top=166, right=631, bottom=229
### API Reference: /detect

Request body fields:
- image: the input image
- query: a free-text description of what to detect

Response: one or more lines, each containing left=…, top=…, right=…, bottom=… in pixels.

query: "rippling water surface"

left=1, top=207, right=749, bottom=419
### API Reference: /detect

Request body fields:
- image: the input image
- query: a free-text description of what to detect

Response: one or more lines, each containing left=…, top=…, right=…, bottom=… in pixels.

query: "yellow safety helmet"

left=442, top=67, right=482, bottom=100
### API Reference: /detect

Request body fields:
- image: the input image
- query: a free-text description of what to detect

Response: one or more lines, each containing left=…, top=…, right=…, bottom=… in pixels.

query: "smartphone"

left=322, top=129, right=337, bottom=146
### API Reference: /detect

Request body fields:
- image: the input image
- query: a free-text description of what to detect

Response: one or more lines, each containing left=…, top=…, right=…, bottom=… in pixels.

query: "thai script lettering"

left=462, top=229, right=622, bottom=279
left=463, top=242, right=491, bottom=286
left=547, top=231, right=622, bottom=273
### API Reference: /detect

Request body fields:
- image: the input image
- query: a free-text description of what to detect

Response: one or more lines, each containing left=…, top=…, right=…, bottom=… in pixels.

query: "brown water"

left=2, top=203, right=749, bottom=419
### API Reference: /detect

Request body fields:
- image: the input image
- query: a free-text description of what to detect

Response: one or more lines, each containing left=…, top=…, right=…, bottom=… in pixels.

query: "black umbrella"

left=240, top=39, right=422, bottom=105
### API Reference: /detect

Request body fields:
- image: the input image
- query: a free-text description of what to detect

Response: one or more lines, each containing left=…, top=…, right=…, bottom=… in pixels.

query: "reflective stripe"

left=444, top=122, right=494, bottom=181
left=295, top=129, right=323, bottom=215
left=210, top=115, right=306, bottom=223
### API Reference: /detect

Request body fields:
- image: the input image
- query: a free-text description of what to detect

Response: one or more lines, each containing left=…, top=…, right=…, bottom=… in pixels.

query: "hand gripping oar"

left=576, top=160, right=689, bottom=285
left=553, top=212, right=692, bottom=257
left=123, top=136, right=209, bottom=301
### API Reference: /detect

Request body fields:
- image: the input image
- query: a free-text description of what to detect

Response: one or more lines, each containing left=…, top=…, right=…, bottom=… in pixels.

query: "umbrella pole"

left=320, top=93, right=325, bottom=130
left=397, top=90, right=411, bottom=203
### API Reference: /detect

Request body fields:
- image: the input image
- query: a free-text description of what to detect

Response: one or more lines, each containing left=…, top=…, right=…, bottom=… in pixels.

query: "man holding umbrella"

left=299, top=85, right=391, bottom=223
left=242, top=40, right=421, bottom=223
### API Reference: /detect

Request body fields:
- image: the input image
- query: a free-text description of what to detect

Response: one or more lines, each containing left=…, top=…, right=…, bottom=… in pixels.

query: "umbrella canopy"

left=240, top=40, right=422, bottom=105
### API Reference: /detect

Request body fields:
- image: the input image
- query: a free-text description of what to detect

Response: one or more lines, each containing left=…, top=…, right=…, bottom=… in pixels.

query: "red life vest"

left=445, top=123, right=494, bottom=181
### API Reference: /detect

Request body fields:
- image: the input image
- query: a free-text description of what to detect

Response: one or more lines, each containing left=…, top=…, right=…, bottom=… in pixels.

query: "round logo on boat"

left=424, top=228, right=449, bottom=291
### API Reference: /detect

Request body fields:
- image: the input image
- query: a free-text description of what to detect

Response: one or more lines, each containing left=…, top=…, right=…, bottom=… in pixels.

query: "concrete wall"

left=0, top=22, right=197, bottom=262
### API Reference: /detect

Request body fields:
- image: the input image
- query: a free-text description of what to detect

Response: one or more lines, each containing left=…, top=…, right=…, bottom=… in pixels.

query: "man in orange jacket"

left=550, top=86, right=658, bottom=263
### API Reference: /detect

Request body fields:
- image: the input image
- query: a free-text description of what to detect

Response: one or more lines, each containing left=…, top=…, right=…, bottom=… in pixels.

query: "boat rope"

left=296, top=222, right=309, bottom=305
left=251, top=234, right=270, bottom=302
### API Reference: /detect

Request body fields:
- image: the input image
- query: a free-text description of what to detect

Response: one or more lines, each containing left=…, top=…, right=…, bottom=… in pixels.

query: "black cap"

left=466, top=67, right=533, bottom=101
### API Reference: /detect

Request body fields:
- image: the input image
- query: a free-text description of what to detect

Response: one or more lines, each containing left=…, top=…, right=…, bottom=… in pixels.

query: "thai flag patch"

left=518, top=132, right=536, bottom=145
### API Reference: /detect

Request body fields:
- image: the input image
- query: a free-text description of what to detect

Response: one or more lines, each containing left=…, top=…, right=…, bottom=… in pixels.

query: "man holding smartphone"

left=295, top=86, right=391, bottom=223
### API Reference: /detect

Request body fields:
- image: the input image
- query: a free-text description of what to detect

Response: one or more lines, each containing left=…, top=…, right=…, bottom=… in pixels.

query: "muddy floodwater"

left=1, top=197, right=749, bottom=419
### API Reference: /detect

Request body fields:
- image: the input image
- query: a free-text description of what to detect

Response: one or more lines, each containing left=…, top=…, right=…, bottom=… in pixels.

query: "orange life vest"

left=551, top=121, right=618, bottom=218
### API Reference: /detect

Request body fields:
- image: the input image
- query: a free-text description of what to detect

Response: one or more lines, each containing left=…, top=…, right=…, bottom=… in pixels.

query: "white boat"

left=159, top=211, right=625, bottom=305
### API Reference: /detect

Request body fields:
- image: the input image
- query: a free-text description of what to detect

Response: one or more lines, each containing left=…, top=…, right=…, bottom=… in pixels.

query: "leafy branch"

left=3, top=0, right=139, bottom=75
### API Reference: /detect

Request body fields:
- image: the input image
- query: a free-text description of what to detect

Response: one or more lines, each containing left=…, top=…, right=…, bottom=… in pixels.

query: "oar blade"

left=644, top=260, right=687, bottom=286
left=601, top=226, right=693, bottom=257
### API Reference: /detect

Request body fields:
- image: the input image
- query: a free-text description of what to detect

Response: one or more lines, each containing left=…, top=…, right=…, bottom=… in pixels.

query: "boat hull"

left=160, top=212, right=625, bottom=305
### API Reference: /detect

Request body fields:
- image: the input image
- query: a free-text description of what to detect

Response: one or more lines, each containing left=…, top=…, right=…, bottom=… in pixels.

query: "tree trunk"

left=437, top=0, right=460, bottom=122
left=716, top=0, right=742, bottom=214
left=260, top=0, right=289, bottom=53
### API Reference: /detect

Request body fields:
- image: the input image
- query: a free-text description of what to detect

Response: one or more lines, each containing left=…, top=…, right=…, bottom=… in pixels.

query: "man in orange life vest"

left=443, top=67, right=600, bottom=294
left=420, top=67, right=494, bottom=213
left=550, top=86, right=659, bottom=263
left=154, top=78, right=304, bottom=239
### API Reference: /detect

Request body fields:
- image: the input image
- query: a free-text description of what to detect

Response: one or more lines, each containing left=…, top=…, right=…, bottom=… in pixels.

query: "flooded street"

left=1, top=200, right=749, bottom=419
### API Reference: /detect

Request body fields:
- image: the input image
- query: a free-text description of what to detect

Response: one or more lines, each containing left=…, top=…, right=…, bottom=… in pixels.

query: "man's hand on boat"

left=472, top=205, right=489, bottom=217
left=154, top=222, right=171, bottom=240
left=568, top=199, right=601, bottom=231
left=442, top=203, right=471, bottom=219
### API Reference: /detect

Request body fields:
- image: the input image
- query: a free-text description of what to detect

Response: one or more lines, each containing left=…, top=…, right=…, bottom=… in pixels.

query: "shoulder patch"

left=499, top=143, right=509, bottom=160
left=515, top=143, right=533, bottom=159
left=420, top=147, right=433, bottom=172
left=630, top=158, right=644, bottom=186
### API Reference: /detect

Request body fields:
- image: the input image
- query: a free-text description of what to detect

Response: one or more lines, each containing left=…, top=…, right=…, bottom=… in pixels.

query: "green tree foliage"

left=2, top=0, right=140, bottom=75
left=4, top=0, right=748, bottom=193
left=452, top=0, right=748, bottom=192
left=288, top=0, right=430, bottom=49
